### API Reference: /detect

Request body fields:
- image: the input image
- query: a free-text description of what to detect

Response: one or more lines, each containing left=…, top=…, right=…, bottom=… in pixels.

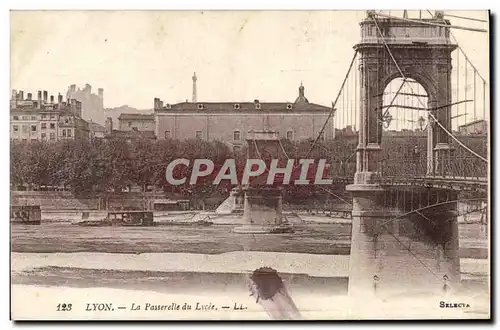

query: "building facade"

left=66, top=83, right=105, bottom=125
left=89, top=122, right=106, bottom=140
left=10, top=89, right=90, bottom=142
left=153, top=84, right=333, bottom=148
left=118, top=113, right=155, bottom=131
left=105, top=117, right=156, bottom=142
left=458, top=119, right=488, bottom=135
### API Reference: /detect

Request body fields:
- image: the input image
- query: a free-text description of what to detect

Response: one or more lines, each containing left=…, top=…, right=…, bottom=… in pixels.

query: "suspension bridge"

left=249, top=10, right=489, bottom=307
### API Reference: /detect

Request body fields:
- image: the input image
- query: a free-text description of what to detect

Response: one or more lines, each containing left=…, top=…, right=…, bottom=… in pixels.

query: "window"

left=286, top=130, right=294, bottom=140
left=12, top=116, right=19, bottom=120
left=41, top=133, right=46, bottom=139
left=31, top=138, right=37, bottom=142
left=50, top=133, right=55, bottom=140
left=164, top=130, right=171, bottom=139
left=13, top=125, right=18, bottom=132
left=50, top=123, right=56, bottom=129
left=41, top=123, right=47, bottom=129
left=67, top=129, right=72, bottom=137
left=62, top=129, right=66, bottom=137
left=128, top=121, right=132, bottom=127
left=233, top=104, right=240, bottom=110
left=195, top=130, right=203, bottom=139
left=65, top=118, right=69, bottom=124
left=197, top=104, right=204, bottom=110
left=22, top=138, right=27, bottom=142
left=22, top=116, right=28, bottom=120
left=50, top=115, right=55, bottom=120
left=41, top=114, right=46, bottom=120
left=286, top=104, right=293, bottom=110
left=319, top=132, right=325, bottom=141
left=31, top=116, right=37, bottom=120
left=31, top=125, right=37, bottom=132
left=233, top=145, right=242, bottom=152
left=22, top=125, right=28, bottom=133
left=233, top=130, right=241, bottom=141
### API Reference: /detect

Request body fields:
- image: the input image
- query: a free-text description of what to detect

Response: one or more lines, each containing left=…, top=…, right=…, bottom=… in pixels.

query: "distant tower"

left=294, top=82, right=309, bottom=104
left=192, top=72, right=197, bottom=103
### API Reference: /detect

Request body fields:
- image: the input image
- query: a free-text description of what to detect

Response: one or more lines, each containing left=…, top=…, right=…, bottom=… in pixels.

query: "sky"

left=10, top=10, right=489, bottom=111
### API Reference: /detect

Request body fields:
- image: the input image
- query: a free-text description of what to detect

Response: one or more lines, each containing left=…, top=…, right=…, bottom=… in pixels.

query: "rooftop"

left=90, top=122, right=106, bottom=132
left=107, top=129, right=156, bottom=140
left=459, top=119, right=487, bottom=128
left=118, top=113, right=155, bottom=121
left=155, top=101, right=331, bottom=113
left=154, top=83, right=332, bottom=113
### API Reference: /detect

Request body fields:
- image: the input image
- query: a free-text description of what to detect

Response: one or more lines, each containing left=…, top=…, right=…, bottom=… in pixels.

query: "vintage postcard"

left=10, top=10, right=490, bottom=320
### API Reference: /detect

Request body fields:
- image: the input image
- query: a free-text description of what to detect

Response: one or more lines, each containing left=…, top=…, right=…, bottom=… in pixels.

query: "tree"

left=100, top=139, right=135, bottom=192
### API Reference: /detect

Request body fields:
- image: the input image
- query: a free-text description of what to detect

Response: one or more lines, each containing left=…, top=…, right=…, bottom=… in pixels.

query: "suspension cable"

left=305, top=50, right=358, bottom=159
left=474, top=69, right=477, bottom=120
left=277, top=138, right=291, bottom=161
left=377, top=197, right=486, bottom=231
left=373, top=15, right=488, bottom=163
left=317, top=186, right=352, bottom=206
left=374, top=12, right=488, bottom=33
left=387, top=232, right=445, bottom=283
left=252, top=139, right=270, bottom=172
left=408, top=53, right=487, bottom=160
left=443, top=13, right=488, bottom=23
left=452, top=35, right=488, bottom=85
left=279, top=128, right=352, bottom=206
left=428, top=112, right=488, bottom=162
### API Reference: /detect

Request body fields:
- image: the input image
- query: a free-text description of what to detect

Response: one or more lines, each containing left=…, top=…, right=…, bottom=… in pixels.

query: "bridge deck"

left=327, top=176, right=488, bottom=189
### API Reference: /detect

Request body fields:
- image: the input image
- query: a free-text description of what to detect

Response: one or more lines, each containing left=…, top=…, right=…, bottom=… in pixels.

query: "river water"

left=10, top=222, right=489, bottom=320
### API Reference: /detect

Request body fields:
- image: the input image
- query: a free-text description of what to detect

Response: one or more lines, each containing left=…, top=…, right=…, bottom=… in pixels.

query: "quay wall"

left=10, top=191, right=165, bottom=211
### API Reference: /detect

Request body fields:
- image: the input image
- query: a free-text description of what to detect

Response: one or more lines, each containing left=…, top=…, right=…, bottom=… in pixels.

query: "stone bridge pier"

left=233, top=131, right=292, bottom=234
left=347, top=185, right=460, bottom=301
left=345, top=12, right=462, bottom=314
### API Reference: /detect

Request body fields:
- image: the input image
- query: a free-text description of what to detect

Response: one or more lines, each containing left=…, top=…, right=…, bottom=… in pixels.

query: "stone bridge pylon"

left=346, top=11, right=461, bottom=306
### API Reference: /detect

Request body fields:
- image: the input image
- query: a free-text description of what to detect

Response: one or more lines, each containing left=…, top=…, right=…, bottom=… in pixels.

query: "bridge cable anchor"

left=373, top=275, right=380, bottom=293
left=442, top=274, right=449, bottom=293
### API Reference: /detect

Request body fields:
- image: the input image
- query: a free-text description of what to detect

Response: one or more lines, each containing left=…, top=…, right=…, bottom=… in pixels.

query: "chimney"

left=50, top=95, right=54, bottom=103
left=58, top=93, right=63, bottom=103
left=70, top=84, right=76, bottom=93
left=11, top=90, right=16, bottom=100
left=154, top=97, right=160, bottom=109
left=18, top=90, right=24, bottom=100
left=105, top=117, right=113, bottom=135
left=98, top=88, right=103, bottom=99
left=27, top=93, right=32, bottom=101
left=37, top=90, right=42, bottom=101
left=434, top=10, right=444, bottom=19
left=192, top=72, right=198, bottom=103
left=85, top=83, right=91, bottom=94
left=43, top=91, right=48, bottom=102
left=69, top=98, right=75, bottom=115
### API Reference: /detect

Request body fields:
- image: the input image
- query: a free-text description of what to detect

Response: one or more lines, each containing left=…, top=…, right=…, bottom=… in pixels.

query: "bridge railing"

left=327, top=160, right=357, bottom=178
left=379, top=155, right=488, bottom=180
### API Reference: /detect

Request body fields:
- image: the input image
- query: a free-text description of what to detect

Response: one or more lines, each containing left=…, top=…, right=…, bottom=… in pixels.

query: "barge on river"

left=77, top=210, right=155, bottom=227
left=11, top=205, right=41, bottom=225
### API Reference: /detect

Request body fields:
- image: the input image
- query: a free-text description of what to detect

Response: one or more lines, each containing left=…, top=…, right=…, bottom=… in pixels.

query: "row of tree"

left=10, top=135, right=487, bottom=198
